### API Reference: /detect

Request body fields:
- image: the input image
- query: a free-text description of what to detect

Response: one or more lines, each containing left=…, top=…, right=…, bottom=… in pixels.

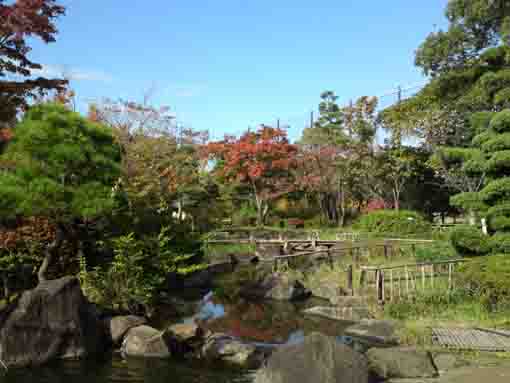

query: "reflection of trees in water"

left=199, top=298, right=352, bottom=344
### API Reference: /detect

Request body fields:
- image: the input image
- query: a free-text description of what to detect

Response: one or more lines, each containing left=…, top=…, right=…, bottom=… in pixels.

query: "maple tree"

left=206, top=125, right=298, bottom=226
left=0, top=0, right=67, bottom=121
left=92, top=98, right=211, bottom=232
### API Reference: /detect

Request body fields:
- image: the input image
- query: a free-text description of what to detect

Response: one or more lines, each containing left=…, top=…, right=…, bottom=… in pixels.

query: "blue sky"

left=29, top=0, right=448, bottom=142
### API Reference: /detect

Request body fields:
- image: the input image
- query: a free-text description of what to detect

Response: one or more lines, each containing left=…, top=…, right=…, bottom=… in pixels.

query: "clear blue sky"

left=29, top=0, right=448, bottom=142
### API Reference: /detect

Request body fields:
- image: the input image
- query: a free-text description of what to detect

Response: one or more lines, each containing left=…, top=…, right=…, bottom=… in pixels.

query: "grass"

left=204, top=243, right=256, bottom=260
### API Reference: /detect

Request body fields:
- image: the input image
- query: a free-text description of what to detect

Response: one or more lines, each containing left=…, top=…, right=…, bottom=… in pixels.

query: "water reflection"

left=0, top=356, right=252, bottom=383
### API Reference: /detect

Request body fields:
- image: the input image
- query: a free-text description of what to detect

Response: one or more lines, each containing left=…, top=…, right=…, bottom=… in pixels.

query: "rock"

left=241, top=273, right=311, bottom=301
left=107, top=315, right=147, bottom=346
left=433, top=353, right=459, bottom=374
left=200, top=333, right=268, bottom=368
left=345, top=319, right=399, bottom=346
left=255, top=243, right=282, bottom=260
left=121, top=325, right=171, bottom=358
left=254, top=332, right=368, bottom=383
left=164, top=323, right=209, bottom=355
left=0, top=277, right=106, bottom=368
left=367, top=347, right=437, bottom=380
left=303, top=306, right=373, bottom=322
left=309, top=284, right=348, bottom=304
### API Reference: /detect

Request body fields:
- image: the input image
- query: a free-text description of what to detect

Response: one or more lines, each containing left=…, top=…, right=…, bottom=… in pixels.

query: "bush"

left=457, top=254, right=510, bottom=310
left=489, top=232, right=510, bottom=254
left=414, top=242, right=457, bottom=263
left=79, top=227, right=204, bottom=313
left=450, top=225, right=490, bottom=256
left=353, top=210, right=432, bottom=236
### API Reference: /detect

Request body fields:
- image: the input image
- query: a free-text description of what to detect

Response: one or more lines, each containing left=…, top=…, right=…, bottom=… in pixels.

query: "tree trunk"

left=468, top=210, right=477, bottom=226
left=37, top=223, right=65, bottom=283
left=393, top=187, right=400, bottom=211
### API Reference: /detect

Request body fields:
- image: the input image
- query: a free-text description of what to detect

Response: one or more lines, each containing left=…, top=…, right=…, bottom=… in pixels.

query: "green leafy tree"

left=0, top=103, right=121, bottom=282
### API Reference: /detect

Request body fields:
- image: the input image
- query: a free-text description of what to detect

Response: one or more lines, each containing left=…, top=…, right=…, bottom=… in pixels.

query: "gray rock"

left=0, top=277, right=106, bottom=368
left=309, top=284, right=348, bottom=304
left=164, top=323, right=209, bottom=354
left=121, top=325, right=171, bottom=358
left=345, top=319, right=399, bottom=346
left=303, top=306, right=373, bottom=322
left=200, top=333, right=267, bottom=368
left=241, top=273, right=311, bottom=301
left=433, top=354, right=459, bottom=374
left=367, top=347, right=437, bottom=379
left=254, top=332, right=368, bottom=383
left=107, top=315, right=147, bottom=346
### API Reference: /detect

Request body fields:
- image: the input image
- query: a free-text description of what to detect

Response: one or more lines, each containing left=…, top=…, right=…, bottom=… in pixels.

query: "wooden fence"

left=359, top=259, right=468, bottom=303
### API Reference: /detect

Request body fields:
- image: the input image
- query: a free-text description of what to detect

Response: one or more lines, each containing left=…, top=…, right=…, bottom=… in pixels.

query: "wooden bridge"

left=206, top=230, right=435, bottom=262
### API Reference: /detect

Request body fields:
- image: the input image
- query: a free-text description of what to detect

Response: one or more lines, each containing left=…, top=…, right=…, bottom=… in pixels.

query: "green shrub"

left=450, top=225, right=490, bottom=256
left=457, top=254, right=510, bottom=310
left=79, top=227, right=204, bottom=313
left=353, top=210, right=432, bottom=236
left=489, top=232, right=510, bottom=254
left=414, top=242, right=457, bottom=263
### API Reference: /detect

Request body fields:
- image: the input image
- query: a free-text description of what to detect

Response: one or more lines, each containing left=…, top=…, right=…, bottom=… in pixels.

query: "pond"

left=0, top=272, right=368, bottom=383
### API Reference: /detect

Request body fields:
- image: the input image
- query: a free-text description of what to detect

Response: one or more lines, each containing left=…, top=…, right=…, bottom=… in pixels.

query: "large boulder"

left=0, top=276, right=106, bottom=367
left=200, top=333, right=268, bottom=369
left=367, top=347, right=437, bottom=380
left=254, top=333, right=369, bottom=383
left=241, top=273, right=311, bottom=301
left=107, top=315, right=147, bottom=346
left=121, top=325, right=171, bottom=358
left=345, top=319, right=399, bottom=346
left=303, top=306, right=373, bottom=322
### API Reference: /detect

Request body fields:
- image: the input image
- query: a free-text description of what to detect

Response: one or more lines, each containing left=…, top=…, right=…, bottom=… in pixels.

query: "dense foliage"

left=353, top=210, right=432, bottom=236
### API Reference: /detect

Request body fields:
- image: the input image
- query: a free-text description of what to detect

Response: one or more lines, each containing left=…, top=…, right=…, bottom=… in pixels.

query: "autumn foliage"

left=206, top=125, right=298, bottom=225
left=0, top=0, right=67, bottom=120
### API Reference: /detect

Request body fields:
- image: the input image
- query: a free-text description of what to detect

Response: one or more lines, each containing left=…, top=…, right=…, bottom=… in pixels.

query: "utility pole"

left=277, top=118, right=280, bottom=129
left=310, top=111, right=314, bottom=129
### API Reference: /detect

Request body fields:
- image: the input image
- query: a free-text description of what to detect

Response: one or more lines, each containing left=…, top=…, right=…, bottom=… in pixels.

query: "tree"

left=374, top=146, right=417, bottom=212
left=297, top=93, right=378, bottom=225
left=206, top=125, right=298, bottom=226
left=0, top=103, right=121, bottom=282
left=91, top=98, right=211, bottom=233
left=415, top=0, right=510, bottom=77
left=468, top=110, right=510, bottom=253
left=0, top=0, right=67, bottom=121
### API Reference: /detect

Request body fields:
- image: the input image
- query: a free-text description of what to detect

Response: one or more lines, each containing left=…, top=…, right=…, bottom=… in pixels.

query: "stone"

left=200, top=333, right=268, bottom=369
left=367, top=347, right=438, bottom=380
left=309, top=284, right=348, bottom=304
left=0, top=277, right=106, bottom=368
left=254, top=332, right=369, bottom=383
left=121, top=325, right=171, bottom=358
left=433, top=353, right=459, bottom=374
left=163, top=323, right=209, bottom=355
left=345, top=319, right=399, bottom=346
left=303, top=306, right=373, bottom=322
left=241, top=273, right=311, bottom=301
left=107, top=315, right=147, bottom=346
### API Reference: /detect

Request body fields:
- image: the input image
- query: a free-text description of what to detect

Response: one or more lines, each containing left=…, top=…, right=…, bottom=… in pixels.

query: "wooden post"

left=430, top=265, right=434, bottom=288
left=384, top=244, right=389, bottom=259
left=405, top=265, right=409, bottom=297
left=412, top=244, right=416, bottom=258
left=347, top=265, right=354, bottom=296
left=377, top=270, right=384, bottom=302
left=390, top=269, right=394, bottom=302
left=421, top=265, right=426, bottom=290
left=360, top=269, right=367, bottom=295
left=448, top=263, right=453, bottom=290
